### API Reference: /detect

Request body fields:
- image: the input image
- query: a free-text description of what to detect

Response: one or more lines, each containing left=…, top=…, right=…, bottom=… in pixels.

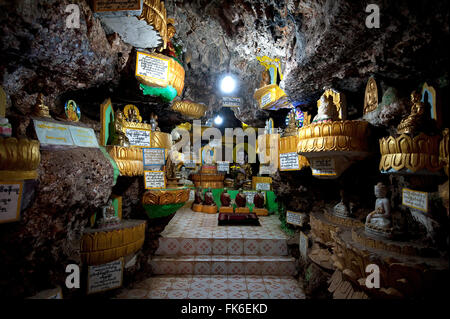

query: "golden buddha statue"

left=32, top=93, right=51, bottom=118
left=363, top=78, right=378, bottom=114
left=111, top=109, right=130, bottom=147
left=397, top=91, right=430, bottom=135
left=283, top=110, right=298, bottom=137
left=259, top=69, right=271, bottom=88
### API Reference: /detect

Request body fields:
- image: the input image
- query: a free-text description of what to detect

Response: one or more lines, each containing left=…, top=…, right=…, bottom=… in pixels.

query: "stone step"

left=155, top=237, right=288, bottom=256
left=116, top=275, right=306, bottom=299
left=149, top=255, right=297, bottom=276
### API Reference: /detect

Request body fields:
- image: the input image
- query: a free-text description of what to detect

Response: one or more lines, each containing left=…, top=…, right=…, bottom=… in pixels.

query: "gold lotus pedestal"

left=80, top=220, right=146, bottom=265
left=107, top=145, right=143, bottom=177
left=0, top=137, right=41, bottom=180
left=142, top=188, right=191, bottom=219
left=191, top=166, right=225, bottom=189
left=379, top=133, right=442, bottom=175
left=297, top=120, right=370, bottom=179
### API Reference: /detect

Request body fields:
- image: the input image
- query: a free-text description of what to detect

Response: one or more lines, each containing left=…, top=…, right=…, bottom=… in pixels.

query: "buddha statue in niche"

left=97, top=199, right=120, bottom=229
left=365, top=182, right=393, bottom=238
left=259, top=69, right=271, bottom=88
left=397, top=91, right=430, bottom=135
left=111, top=109, right=130, bottom=147
left=312, top=95, right=339, bottom=123
left=32, top=93, right=51, bottom=118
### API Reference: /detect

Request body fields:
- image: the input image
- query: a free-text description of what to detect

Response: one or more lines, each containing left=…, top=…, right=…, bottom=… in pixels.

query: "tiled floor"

left=117, top=208, right=303, bottom=299
left=116, top=275, right=306, bottom=299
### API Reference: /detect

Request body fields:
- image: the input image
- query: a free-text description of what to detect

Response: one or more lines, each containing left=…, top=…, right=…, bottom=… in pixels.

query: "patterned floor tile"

left=146, top=290, right=168, bottom=299
left=167, top=289, right=189, bottom=299
left=249, top=291, right=269, bottom=299
left=208, top=290, right=229, bottom=299
left=228, top=290, right=249, bottom=299
left=188, top=290, right=209, bottom=299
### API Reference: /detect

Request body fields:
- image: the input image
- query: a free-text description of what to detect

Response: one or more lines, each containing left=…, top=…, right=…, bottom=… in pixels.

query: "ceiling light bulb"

left=220, top=75, right=236, bottom=93
left=214, top=115, right=223, bottom=125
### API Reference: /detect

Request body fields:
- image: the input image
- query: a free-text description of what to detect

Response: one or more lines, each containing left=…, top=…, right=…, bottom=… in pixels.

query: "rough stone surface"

left=0, top=147, right=115, bottom=297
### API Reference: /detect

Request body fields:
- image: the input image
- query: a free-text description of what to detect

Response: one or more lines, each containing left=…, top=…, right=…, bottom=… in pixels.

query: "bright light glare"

left=220, top=75, right=236, bottom=93
left=214, top=115, right=223, bottom=125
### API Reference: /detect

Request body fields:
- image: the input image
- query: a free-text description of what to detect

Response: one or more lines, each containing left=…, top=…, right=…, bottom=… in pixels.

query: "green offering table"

left=199, top=188, right=278, bottom=213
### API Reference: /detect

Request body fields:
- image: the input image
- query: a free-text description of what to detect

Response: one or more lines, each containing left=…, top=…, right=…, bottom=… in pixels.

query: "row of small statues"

left=193, top=187, right=265, bottom=209
left=111, top=109, right=159, bottom=147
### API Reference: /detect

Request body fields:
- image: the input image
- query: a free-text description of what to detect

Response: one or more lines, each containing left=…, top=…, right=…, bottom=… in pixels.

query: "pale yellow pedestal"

left=235, top=207, right=250, bottom=214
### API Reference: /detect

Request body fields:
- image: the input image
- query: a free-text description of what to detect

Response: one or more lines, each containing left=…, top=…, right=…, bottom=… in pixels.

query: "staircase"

left=149, top=208, right=297, bottom=276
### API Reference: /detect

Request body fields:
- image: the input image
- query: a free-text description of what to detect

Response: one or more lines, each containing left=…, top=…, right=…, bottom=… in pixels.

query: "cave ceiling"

left=0, top=0, right=449, bottom=128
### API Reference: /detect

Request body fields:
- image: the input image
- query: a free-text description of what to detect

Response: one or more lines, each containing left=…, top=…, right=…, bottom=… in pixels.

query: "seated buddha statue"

left=253, top=190, right=265, bottom=209
left=32, top=93, right=51, bottom=118
left=235, top=188, right=247, bottom=208
left=220, top=188, right=231, bottom=207
left=111, top=109, right=130, bottom=147
left=194, top=187, right=203, bottom=204
left=203, top=188, right=216, bottom=206
left=397, top=91, right=430, bottom=135
left=283, top=110, right=298, bottom=137
left=97, top=199, right=120, bottom=229
left=365, top=182, right=393, bottom=238
left=312, top=95, right=340, bottom=123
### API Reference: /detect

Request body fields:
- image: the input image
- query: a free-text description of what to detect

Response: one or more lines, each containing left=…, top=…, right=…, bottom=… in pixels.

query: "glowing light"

left=214, top=115, right=223, bottom=125
left=220, top=75, right=236, bottom=93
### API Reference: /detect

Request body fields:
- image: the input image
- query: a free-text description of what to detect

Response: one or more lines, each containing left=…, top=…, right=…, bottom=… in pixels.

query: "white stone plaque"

left=144, top=171, right=166, bottom=189
left=286, top=210, right=306, bottom=226
left=87, top=259, right=123, bottom=294
left=143, top=148, right=165, bottom=167
left=125, top=128, right=151, bottom=147
left=189, top=189, right=195, bottom=201
left=261, top=92, right=272, bottom=107
left=222, top=97, right=242, bottom=107
left=69, top=126, right=99, bottom=148
left=311, top=157, right=336, bottom=176
left=33, top=120, right=74, bottom=146
left=279, top=152, right=300, bottom=171
left=184, top=160, right=197, bottom=168
left=136, top=52, right=169, bottom=81
left=217, top=161, right=229, bottom=173
left=0, top=181, right=23, bottom=224
left=255, top=183, right=271, bottom=191
left=402, top=188, right=429, bottom=212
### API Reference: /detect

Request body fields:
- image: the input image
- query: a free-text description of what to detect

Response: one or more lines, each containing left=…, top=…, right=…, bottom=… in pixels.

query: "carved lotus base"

left=364, top=223, right=393, bottom=240
left=80, top=220, right=146, bottom=265
left=106, top=145, right=143, bottom=176
left=136, top=53, right=185, bottom=96
left=150, top=131, right=172, bottom=150
left=297, top=120, right=370, bottom=178
left=192, top=203, right=203, bottom=212
left=171, top=100, right=207, bottom=118
left=379, top=133, right=442, bottom=175
left=191, top=172, right=225, bottom=189
left=142, top=188, right=190, bottom=206
left=0, top=137, right=40, bottom=180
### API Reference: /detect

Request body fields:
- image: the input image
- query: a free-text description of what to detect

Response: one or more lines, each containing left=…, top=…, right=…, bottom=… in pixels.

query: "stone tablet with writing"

left=261, top=92, right=272, bottom=107
left=136, top=52, right=169, bottom=81
left=143, top=148, right=165, bottom=167
left=243, top=190, right=266, bottom=205
left=0, top=182, right=23, bottom=223
left=69, top=126, right=99, bottom=148
left=286, top=211, right=306, bottom=226
left=402, top=188, right=429, bottom=212
left=311, top=157, right=336, bottom=176
left=144, top=171, right=166, bottom=189
left=93, top=0, right=141, bottom=12
left=222, top=97, right=242, bottom=107
left=34, top=120, right=74, bottom=146
left=217, top=161, right=229, bottom=173
left=256, top=183, right=271, bottom=191
left=125, top=128, right=151, bottom=147
left=280, top=152, right=300, bottom=171
left=87, top=258, right=123, bottom=294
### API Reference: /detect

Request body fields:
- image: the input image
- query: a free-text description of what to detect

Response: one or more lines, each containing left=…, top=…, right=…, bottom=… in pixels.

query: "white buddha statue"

left=365, top=182, right=393, bottom=238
